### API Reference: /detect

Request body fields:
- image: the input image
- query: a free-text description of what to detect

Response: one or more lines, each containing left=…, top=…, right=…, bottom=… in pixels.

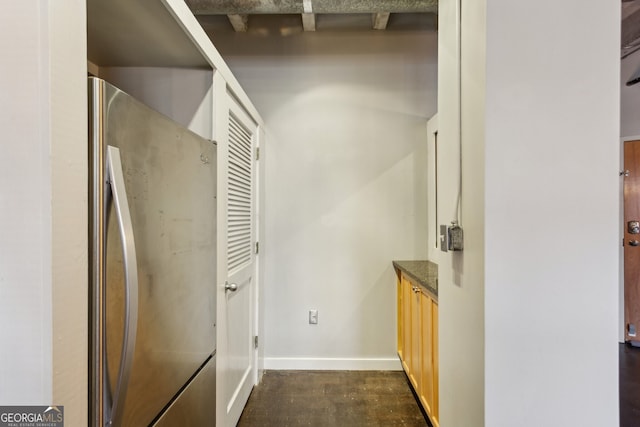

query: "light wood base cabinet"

left=397, top=272, right=439, bottom=427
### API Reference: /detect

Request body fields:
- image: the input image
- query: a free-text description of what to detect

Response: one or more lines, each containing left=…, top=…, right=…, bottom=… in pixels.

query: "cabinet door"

left=397, top=274, right=403, bottom=360
left=409, top=282, right=421, bottom=391
left=432, top=301, right=439, bottom=425
left=420, top=290, right=434, bottom=415
left=401, top=275, right=413, bottom=373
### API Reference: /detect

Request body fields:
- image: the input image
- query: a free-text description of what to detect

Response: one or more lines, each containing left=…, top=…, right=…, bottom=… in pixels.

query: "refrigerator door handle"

left=106, top=145, right=139, bottom=427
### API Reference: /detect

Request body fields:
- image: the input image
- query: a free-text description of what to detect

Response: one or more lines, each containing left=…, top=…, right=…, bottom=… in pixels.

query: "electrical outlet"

left=309, top=309, right=318, bottom=325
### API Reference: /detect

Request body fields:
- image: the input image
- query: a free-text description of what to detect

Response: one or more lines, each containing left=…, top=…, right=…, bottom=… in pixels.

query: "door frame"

left=254, top=126, right=265, bottom=384
left=620, top=136, right=640, bottom=343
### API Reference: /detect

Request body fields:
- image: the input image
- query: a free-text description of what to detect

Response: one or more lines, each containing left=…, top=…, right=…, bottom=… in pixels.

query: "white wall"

left=50, top=1, right=88, bottom=423
left=437, top=0, right=620, bottom=425
left=483, top=1, right=619, bottom=426
left=212, top=31, right=437, bottom=369
left=436, top=1, right=486, bottom=425
left=99, top=67, right=214, bottom=140
left=0, top=1, right=53, bottom=405
left=0, top=2, right=87, bottom=424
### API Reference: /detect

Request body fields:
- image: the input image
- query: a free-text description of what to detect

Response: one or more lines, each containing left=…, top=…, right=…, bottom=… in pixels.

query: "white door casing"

left=214, top=72, right=259, bottom=427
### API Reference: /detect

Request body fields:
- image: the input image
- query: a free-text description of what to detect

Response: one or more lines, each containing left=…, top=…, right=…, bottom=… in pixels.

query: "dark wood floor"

left=621, top=343, right=640, bottom=427
left=236, top=347, right=640, bottom=426
left=237, top=370, right=429, bottom=427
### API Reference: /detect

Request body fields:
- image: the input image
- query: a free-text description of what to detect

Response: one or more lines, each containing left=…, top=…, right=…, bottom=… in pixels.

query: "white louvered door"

left=216, top=81, right=259, bottom=427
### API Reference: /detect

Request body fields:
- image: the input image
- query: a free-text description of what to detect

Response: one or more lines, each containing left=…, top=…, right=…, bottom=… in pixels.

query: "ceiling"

left=182, top=0, right=637, bottom=57
left=184, top=0, right=438, bottom=33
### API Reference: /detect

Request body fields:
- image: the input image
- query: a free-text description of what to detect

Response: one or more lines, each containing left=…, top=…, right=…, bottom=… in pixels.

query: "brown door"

left=624, top=140, right=640, bottom=343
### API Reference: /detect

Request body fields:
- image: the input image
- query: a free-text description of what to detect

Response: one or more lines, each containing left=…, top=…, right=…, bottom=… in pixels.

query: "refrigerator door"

left=153, top=355, right=216, bottom=427
left=90, top=78, right=216, bottom=426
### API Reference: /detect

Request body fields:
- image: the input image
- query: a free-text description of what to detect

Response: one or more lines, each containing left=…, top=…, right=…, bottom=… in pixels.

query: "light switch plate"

left=440, top=225, right=448, bottom=252
left=309, top=309, right=318, bottom=325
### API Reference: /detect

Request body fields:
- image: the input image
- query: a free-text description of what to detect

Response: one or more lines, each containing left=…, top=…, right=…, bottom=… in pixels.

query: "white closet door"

left=215, top=73, right=258, bottom=427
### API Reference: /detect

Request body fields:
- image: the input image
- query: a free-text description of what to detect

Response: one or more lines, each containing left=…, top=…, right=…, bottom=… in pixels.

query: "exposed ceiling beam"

left=301, top=0, right=315, bottom=31
left=302, top=13, right=316, bottom=31
left=186, top=0, right=437, bottom=15
left=372, top=12, right=390, bottom=30
left=228, top=14, right=248, bottom=32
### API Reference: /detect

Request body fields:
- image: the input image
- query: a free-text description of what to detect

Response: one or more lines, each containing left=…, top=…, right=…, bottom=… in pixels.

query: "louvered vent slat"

left=229, top=188, right=251, bottom=198
left=227, top=112, right=253, bottom=272
left=230, top=120, right=252, bottom=145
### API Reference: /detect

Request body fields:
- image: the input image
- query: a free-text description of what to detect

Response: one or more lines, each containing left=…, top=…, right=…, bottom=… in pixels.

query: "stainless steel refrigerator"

left=89, top=77, right=217, bottom=426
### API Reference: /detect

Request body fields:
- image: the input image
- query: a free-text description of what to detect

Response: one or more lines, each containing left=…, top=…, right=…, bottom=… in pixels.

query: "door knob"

left=630, top=240, right=640, bottom=247
left=225, top=282, right=238, bottom=292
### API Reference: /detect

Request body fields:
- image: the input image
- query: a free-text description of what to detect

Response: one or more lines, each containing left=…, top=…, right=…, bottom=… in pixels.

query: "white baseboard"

left=264, top=357, right=402, bottom=371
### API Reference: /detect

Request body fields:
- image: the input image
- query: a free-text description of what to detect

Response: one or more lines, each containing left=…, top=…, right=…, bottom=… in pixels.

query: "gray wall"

left=436, top=0, right=620, bottom=425
left=213, top=30, right=437, bottom=368
left=0, top=2, right=88, bottom=424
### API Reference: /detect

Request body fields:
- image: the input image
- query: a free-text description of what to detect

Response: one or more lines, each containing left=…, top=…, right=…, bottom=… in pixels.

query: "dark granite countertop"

left=393, top=260, right=438, bottom=298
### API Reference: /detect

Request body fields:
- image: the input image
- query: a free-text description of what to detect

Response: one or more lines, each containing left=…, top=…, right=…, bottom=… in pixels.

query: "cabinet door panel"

left=420, top=291, right=434, bottom=414
left=397, top=276, right=403, bottom=359
left=401, top=275, right=412, bottom=373
left=410, top=284, right=421, bottom=390
left=433, top=301, right=439, bottom=425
